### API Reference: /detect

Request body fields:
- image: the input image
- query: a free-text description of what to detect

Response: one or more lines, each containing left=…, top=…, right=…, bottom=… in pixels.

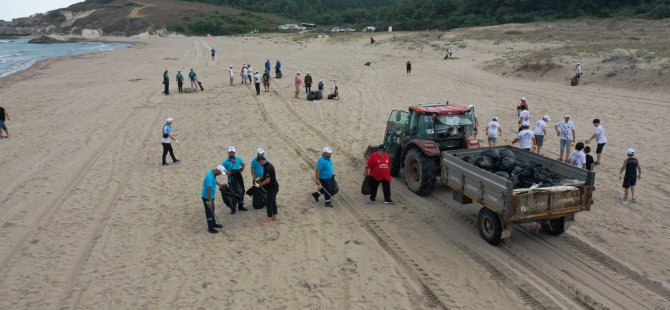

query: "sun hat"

left=627, top=148, right=635, bottom=155
left=228, top=146, right=236, bottom=152
left=322, top=146, right=333, bottom=154
left=166, top=117, right=173, bottom=123
left=543, top=115, right=551, bottom=121
left=216, top=165, right=227, bottom=175
left=257, top=148, right=265, bottom=154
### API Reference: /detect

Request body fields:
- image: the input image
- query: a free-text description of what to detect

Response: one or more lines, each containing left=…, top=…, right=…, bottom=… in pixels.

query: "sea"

left=0, top=39, right=130, bottom=78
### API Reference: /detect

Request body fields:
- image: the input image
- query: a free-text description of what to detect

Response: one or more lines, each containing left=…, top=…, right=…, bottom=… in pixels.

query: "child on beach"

left=568, top=142, right=586, bottom=169
left=619, top=148, right=641, bottom=204
left=584, top=146, right=595, bottom=171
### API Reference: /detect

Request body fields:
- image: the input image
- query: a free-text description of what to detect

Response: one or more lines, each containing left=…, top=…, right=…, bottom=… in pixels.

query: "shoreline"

left=0, top=38, right=136, bottom=87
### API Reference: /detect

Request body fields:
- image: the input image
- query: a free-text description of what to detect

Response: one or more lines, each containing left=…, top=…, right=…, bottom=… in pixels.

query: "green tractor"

left=366, top=103, right=480, bottom=196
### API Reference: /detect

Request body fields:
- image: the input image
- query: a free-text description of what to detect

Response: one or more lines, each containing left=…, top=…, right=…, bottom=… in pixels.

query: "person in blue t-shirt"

left=188, top=68, right=197, bottom=89
left=275, top=60, right=282, bottom=77
left=265, top=59, right=271, bottom=72
left=201, top=165, right=226, bottom=234
left=223, top=146, right=247, bottom=212
left=250, top=148, right=268, bottom=180
left=312, top=147, right=336, bottom=207
left=176, top=71, right=184, bottom=93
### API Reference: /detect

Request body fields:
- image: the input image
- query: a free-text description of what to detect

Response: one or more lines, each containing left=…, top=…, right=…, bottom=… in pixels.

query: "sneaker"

left=162, top=163, right=170, bottom=166
left=369, top=197, right=376, bottom=202
left=213, top=223, right=223, bottom=228
left=311, top=192, right=320, bottom=202
left=173, top=160, right=181, bottom=164
left=619, top=197, right=628, bottom=204
left=208, top=229, right=219, bottom=234
left=238, top=206, right=248, bottom=211
left=230, top=209, right=237, bottom=214
left=384, top=200, right=394, bottom=204
left=325, top=201, right=333, bottom=208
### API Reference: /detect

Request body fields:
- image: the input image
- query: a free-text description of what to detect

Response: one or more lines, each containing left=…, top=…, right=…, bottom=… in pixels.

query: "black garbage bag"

left=245, top=186, right=267, bottom=209
left=219, top=184, right=241, bottom=209
left=229, top=172, right=245, bottom=197
left=499, top=149, right=516, bottom=162
left=510, top=174, right=522, bottom=189
left=494, top=171, right=510, bottom=180
left=331, top=176, right=339, bottom=196
left=361, top=176, right=372, bottom=195
left=476, top=156, right=495, bottom=171
left=461, top=155, right=471, bottom=163
left=496, top=157, right=516, bottom=173
left=307, top=91, right=318, bottom=101
left=482, top=148, right=500, bottom=161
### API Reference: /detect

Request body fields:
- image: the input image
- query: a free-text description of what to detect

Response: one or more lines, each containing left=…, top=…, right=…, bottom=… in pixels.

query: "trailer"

left=441, top=146, right=595, bottom=245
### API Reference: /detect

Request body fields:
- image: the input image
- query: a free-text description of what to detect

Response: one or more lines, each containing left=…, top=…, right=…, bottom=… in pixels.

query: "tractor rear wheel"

left=404, top=148, right=437, bottom=196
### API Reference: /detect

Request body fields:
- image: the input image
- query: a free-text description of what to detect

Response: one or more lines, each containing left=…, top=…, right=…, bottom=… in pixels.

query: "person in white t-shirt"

left=512, top=124, right=536, bottom=151
left=518, top=105, right=530, bottom=133
left=242, top=65, right=248, bottom=85
left=486, top=116, right=502, bottom=147
left=533, top=115, right=550, bottom=155
left=161, top=117, right=180, bottom=166
left=229, top=65, right=234, bottom=86
left=587, top=118, right=607, bottom=166
left=555, top=114, right=576, bottom=163
left=569, top=142, right=587, bottom=169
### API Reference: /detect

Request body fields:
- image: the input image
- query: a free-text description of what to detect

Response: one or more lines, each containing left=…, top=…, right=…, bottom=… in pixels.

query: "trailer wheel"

left=404, top=148, right=437, bottom=196
left=478, top=208, right=503, bottom=246
left=541, top=217, right=566, bottom=236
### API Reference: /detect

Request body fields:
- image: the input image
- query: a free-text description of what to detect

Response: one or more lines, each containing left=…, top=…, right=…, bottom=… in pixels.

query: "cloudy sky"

left=1, top=1, right=83, bottom=21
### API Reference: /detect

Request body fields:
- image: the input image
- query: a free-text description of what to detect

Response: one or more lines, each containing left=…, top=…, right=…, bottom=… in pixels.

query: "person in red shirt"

left=365, top=145, right=393, bottom=204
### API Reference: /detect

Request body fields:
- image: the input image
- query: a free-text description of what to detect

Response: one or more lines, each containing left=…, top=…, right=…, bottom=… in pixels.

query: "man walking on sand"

left=486, top=116, right=502, bottom=147
left=162, top=70, right=170, bottom=95
left=304, top=72, right=313, bottom=94
left=265, top=59, right=271, bottom=73
left=619, top=148, right=641, bottom=204
left=176, top=71, right=184, bottom=93
left=229, top=65, right=234, bottom=86
left=587, top=118, right=607, bottom=166
left=189, top=69, right=197, bottom=90
left=312, top=147, right=336, bottom=208
left=161, top=118, right=180, bottom=166
left=294, top=71, right=303, bottom=98
left=365, top=145, right=393, bottom=204
left=534, top=115, right=550, bottom=155
left=555, top=114, right=576, bottom=162
left=247, top=64, right=253, bottom=85
left=241, top=65, right=247, bottom=85
left=406, top=60, right=412, bottom=75
left=512, top=124, right=536, bottom=152
left=202, top=165, right=226, bottom=234
left=262, top=70, right=271, bottom=92
left=257, top=156, right=279, bottom=223
left=254, top=70, right=261, bottom=95
left=223, top=146, right=248, bottom=213
left=0, top=106, right=10, bottom=138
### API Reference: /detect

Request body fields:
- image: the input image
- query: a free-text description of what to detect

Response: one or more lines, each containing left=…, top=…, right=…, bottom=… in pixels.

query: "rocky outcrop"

left=28, top=35, right=80, bottom=44
left=0, top=26, right=33, bottom=37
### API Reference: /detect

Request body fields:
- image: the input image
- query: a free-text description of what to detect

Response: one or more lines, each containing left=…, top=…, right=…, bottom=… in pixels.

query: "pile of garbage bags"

left=461, top=149, right=560, bottom=189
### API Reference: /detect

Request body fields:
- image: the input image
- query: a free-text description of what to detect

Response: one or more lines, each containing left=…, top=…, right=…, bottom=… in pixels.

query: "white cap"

left=319, top=79, right=322, bottom=82
left=230, top=65, right=233, bottom=68
left=257, top=148, right=265, bottom=154
left=492, top=116, right=498, bottom=121
left=256, top=70, right=259, bottom=73
left=306, top=72, right=309, bottom=74
left=228, top=146, right=236, bottom=152
left=166, top=117, right=173, bottom=123
left=564, top=114, right=571, bottom=118
left=297, top=71, right=301, bottom=74
left=323, top=146, right=333, bottom=154
left=543, top=115, right=551, bottom=121
left=216, top=165, right=227, bottom=175
left=467, top=104, right=474, bottom=109
left=520, top=96, right=527, bottom=101
left=577, top=61, right=581, bottom=65
left=627, top=148, right=635, bottom=155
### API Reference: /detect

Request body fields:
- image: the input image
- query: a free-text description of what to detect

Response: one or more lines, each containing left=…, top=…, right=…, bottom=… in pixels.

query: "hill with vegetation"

left=185, top=0, right=670, bottom=30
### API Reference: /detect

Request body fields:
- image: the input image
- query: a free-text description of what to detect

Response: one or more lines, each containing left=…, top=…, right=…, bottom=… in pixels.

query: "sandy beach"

left=0, top=23, right=669, bottom=309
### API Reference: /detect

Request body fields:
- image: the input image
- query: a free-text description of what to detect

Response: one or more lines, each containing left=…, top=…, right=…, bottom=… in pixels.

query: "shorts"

left=0, top=120, right=6, bottom=131
left=560, top=139, right=571, bottom=151
left=596, top=143, right=606, bottom=154
left=622, top=176, right=637, bottom=189
left=487, top=136, right=497, bottom=143
left=535, top=135, right=544, bottom=147
left=522, top=148, right=531, bottom=152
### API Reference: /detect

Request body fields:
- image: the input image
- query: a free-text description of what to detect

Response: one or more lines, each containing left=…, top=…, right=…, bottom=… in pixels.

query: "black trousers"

left=266, top=187, right=278, bottom=217
left=202, top=198, right=217, bottom=230
left=164, top=83, right=169, bottom=95
left=255, top=83, right=261, bottom=94
left=162, top=143, right=177, bottom=164
left=369, top=178, right=391, bottom=202
left=177, top=81, right=183, bottom=93
left=305, top=84, right=311, bottom=93
left=319, top=178, right=335, bottom=201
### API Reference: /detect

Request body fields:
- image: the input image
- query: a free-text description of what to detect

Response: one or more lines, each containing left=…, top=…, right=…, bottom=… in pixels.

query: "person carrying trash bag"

left=364, top=145, right=393, bottom=204
left=312, top=147, right=337, bottom=208
left=222, top=146, right=247, bottom=214
left=202, top=165, right=226, bottom=234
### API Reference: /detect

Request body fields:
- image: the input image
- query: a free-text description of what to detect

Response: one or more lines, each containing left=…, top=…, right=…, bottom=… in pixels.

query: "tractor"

left=366, top=103, right=480, bottom=196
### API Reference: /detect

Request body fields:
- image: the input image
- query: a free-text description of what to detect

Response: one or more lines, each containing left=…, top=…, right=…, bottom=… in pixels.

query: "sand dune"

left=0, top=29, right=668, bottom=309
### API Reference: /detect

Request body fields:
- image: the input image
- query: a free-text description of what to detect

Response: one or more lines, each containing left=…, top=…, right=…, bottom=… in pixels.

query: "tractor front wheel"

left=404, top=148, right=437, bottom=196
